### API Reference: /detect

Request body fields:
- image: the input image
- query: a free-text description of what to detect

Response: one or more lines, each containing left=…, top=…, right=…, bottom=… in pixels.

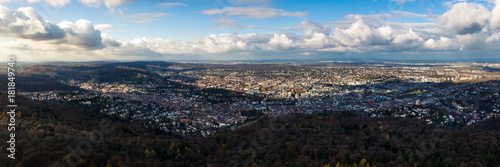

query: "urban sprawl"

left=19, top=63, right=500, bottom=136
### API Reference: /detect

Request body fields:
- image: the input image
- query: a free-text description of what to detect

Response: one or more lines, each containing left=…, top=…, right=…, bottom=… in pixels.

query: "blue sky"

left=0, top=0, right=499, bottom=62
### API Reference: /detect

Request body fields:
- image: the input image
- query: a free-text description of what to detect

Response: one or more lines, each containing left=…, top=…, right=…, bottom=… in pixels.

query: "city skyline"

left=0, top=0, right=500, bottom=62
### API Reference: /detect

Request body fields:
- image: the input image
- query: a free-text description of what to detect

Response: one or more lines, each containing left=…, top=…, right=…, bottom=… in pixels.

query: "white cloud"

left=456, top=31, right=489, bottom=50
left=423, top=36, right=459, bottom=50
left=332, top=17, right=374, bottom=46
left=485, top=32, right=500, bottom=50
left=95, top=24, right=127, bottom=33
left=78, top=0, right=101, bottom=7
left=103, top=0, right=135, bottom=8
left=440, top=2, right=490, bottom=34
left=3, top=2, right=500, bottom=61
left=0, top=6, right=65, bottom=40
left=58, top=19, right=104, bottom=49
left=101, top=33, right=120, bottom=47
left=200, top=7, right=308, bottom=19
left=285, top=20, right=331, bottom=36
left=391, top=29, right=423, bottom=48
left=118, top=34, right=256, bottom=55
left=267, top=33, right=294, bottom=50
left=196, top=34, right=249, bottom=53
left=94, top=24, right=113, bottom=30
left=377, top=25, right=393, bottom=41
left=329, top=16, right=429, bottom=51
left=385, top=22, right=445, bottom=39
left=491, top=0, right=500, bottom=29
left=486, top=32, right=500, bottom=43
left=332, top=16, right=394, bottom=46
left=301, top=32, right=334, bottom=49
left=0, top=5, right=108, bottom=50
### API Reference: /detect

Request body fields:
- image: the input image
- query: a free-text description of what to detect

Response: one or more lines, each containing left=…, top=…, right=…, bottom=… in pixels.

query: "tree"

left=106, top=160, right=112, bottom=167
left=359, top=159, right=367, bottom=167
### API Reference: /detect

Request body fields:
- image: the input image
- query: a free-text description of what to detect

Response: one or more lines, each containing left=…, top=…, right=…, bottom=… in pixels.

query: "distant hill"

left=10, top=61, right=356, bottom=86
left=0, top=74, right=80, bottom=92
left=22, top=62, right=163, bottom=83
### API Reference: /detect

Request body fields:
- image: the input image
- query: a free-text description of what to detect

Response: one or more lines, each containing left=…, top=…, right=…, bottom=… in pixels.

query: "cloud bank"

left=1, top=1, right=500, bottom=61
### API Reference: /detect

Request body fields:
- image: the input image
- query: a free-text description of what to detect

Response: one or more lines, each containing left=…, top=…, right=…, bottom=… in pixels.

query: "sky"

left=0, top=0, right=499, bottom=62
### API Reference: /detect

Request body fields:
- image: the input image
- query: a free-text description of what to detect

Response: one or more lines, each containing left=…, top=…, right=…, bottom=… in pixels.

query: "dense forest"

left=1, top=93, right=500, bottom=167
left=19, top=63, right=159, bottom=83
left=0, top=74, right=80, bottom=92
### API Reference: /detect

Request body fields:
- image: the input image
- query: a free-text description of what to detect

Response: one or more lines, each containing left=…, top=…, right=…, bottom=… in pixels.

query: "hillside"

left=1, top=94, right=499, bottom=166
left=0, top=74, right=80, bottom=92
left=22, top=63, right=160, bottom=83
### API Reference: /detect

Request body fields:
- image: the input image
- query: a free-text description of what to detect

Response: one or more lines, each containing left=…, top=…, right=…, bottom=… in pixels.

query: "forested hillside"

left=0, top=94, right=499, bottom=167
